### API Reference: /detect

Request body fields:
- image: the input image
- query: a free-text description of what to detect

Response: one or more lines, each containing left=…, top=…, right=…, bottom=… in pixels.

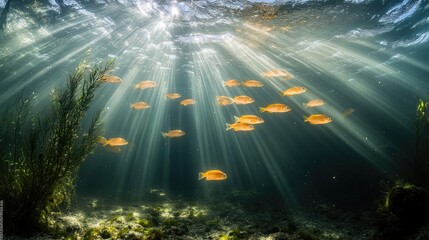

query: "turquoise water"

left=1, top=0, right=428, bottom=209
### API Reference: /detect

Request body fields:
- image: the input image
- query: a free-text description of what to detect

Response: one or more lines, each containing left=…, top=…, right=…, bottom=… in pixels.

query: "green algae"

left=144, top=228, right=164, bottom=240
left=83, top=228, right=101, bottom=240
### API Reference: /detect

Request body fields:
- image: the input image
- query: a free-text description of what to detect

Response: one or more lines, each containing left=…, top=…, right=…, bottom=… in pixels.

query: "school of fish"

left=98, top=68, right=356, bottom=181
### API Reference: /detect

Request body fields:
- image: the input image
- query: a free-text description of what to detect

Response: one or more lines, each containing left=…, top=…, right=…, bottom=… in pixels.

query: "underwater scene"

left=1, top=0, right=429, bottom=239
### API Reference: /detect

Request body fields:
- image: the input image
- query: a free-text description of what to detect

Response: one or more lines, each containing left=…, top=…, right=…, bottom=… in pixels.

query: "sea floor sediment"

left=5, top=191, right=377, bottom=240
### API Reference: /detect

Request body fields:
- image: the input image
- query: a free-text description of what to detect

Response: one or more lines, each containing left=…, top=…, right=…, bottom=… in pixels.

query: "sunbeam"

left=1, top=0, right=429, bottom=238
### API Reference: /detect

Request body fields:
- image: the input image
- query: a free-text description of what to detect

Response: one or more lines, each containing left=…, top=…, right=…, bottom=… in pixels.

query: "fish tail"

left=303, top=115, right=308, bottom=122
left=161, top=132, right=167, bottom=138
left=198, top=172, right=205, bottom=180
left=280, top=91, right=285, bottom=96
left=303, top=103, right=307, bottom=108
left=233, top=116, right=239, bottom=122
left=259, top=107, right=266, bottom=113
left=226, top=123, right=232, bottom=131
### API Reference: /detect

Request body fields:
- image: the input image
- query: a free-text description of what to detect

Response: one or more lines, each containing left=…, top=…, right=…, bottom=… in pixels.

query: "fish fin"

left=98, top=137, right=108, bottom=146
left=259, top=107, right=265, bottom=113
left=161, top=132, right=167, bottom=138
left=234, top=116, right=239, bottom=122
left=303, top=115, right=308, bottom=122
left=198, top=172, right=205, bottom=180
left=226, top=123, right=231, bottom=131
left=303, top=103, right=307, bottom=108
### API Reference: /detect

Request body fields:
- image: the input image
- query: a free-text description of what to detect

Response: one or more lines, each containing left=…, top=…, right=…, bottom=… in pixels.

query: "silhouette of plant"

left=0, top=59, right=114, bottom=234
left=414, top=96, right=429, bottom=189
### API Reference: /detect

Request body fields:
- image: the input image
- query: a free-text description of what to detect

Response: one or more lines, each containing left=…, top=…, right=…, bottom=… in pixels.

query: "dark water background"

left=1, top=0, right=428, bottom=209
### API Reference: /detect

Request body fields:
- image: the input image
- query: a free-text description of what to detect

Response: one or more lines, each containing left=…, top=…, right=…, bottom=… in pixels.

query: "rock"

left=262, top=226, right=280, bottom=234
left=122, top=232, right=143, bottom=240
left=414, top=223, right=429, bottom=240
left=166, top=224, right=189, bottom=236
left=56, top=215, right=83, bottom=234
left=100, top=228, right=112, bottom=239
left=268, top=232, right=291, bottom=240
left=375, top=185, right=429, bottom=240
left=387, top=185, right=429, bottom=224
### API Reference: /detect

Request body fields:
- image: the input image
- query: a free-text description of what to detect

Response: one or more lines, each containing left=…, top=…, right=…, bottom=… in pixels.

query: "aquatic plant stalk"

left=414, top=97, right=429, bottom=189
left=0, top=59, right=114, bottom=234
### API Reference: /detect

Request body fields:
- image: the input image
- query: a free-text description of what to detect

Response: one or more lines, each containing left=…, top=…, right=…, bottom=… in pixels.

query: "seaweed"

left=0, top=59, right=114, bottom=235
left=414, top=96, right=429, bottom=189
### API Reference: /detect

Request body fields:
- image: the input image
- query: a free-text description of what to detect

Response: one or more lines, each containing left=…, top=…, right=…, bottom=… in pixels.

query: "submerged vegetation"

left=373, top=97, right=429, bottom=239
left=0, top=59, right=114, bottom=235
left=414, top=96, right=429, bottom=189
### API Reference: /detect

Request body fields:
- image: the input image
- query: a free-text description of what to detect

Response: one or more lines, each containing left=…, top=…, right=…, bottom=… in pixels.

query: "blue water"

left=1, top=0, right=428, bottom=209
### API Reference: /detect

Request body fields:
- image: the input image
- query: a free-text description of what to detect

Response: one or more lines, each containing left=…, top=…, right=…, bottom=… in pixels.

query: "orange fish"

left=223, top=79, right=241, bottom=87
left=232, top=95, right=254, bottom=105
left=262, top=69, right=294, bottom=80
left=198, top=170, right=227, bottom=181
left=226, top=122, right=255, bottom=131
left=180, top=99, right=196, bottom=106
left=260, top=103, right=291, bottom=113
left=166, top=93, right=181, bottom=99
left=161, top=130, right=186, bottom=138
left=234, top=115, right=264, bottom=124
left=342, top=108, right=355, bottom=117
left=130, top=102, right=150, bottom=110
left=101, top=75, right=122, bottom=84
left=98, top=137, right=128, bottom=146
left=304, top=114, right=333, bottom=125
left=243, top=80, right=264, bottom=87
left=135, top=81, right=156, bottom=90
left=281, top=86, right=307, bottom=96
left=303, top=99, right=325, bottom=108
left=216, top=96, right=233, bottom=106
